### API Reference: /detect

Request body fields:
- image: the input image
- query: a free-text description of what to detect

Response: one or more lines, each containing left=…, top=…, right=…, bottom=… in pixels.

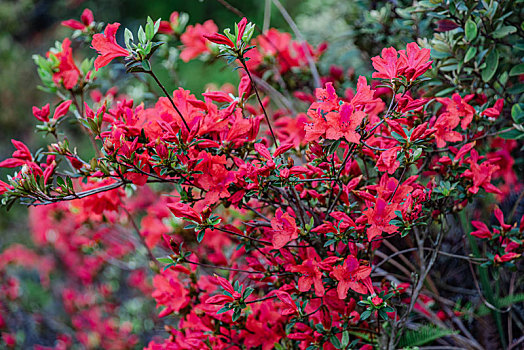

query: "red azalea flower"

left=363, top=198, right=399, bottom=241
left=494, top=252, right=521, bottom=264
left=49, top=38, right=80, bottom=90
left=207, top=274, right=242, bottom=306
left=376, top=147, right=401, bottom=174
left=437, top=93, right=476, bottom=129
left=470, top=221, right=492, bottom=239
left=304, top=80, right=372, bottom=143
left=271, top=208, right=298, bottom=249
left=32, top=104, right=50, bottom=122
left=433, top=112, right=463, bottom=148
left=167, top=202, right=202, bottom=224
left=330, top=255, right=371, bottom=299
left=0, top=180, right=12, bottom=195
left=289, top=258, right=325, bottom=297
left=372, top=47, right=401, bottom=80
left=275, top=291, right=299, bottom=315
left=462, top=150, right=501, bottom=195
left=53, top=100, right=73, bottom=120
left=180, top=20, right=218, bottom=61
left=61, top=8, right=94, bottom=31
left=158, top=11, right=181, bottom=34
left=371, top=296, right=384, bottom=306
left=324, top=104, right=366, bottom=143
left=236, top=17, right=248, bottom=45
left=91, top=23, right=130, bottom=70
left=1, top=333, right=16, bottom=348
left=0, top=140, right=33, bottom=168
left=481, top=99, right=504, bottom=119
left=151, top=270, right=190, bottom=317
left=398, top=42, right=433, bottom=81
left=494, top=206, right=512, bottom=231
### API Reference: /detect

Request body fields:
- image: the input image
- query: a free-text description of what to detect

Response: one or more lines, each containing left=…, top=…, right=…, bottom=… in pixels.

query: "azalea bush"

left=0, top=2, right=523, bottom=349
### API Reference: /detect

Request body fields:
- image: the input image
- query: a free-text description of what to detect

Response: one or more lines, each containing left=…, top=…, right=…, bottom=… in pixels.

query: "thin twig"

left=29, top=180, right=126, bottom=205
left=215, top=227, right=272, bottom=246
left=122, top=206, right=161, bottom=269
left=467, top=259, right=511, bottom=313
left=239, top=58, right=279, bottom=146
left=183, top=259, right=279, bottom=275
left=146, top=65, right=190, bottom=132
left=271, top=0, right=321, bottom=88
left=246, top=295, right=277, bottom=304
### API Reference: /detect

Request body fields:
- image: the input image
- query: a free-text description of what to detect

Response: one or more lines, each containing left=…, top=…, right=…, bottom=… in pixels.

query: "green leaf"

left=154, top=19, right=161, bottom=35
left=243, top=287, right=254, bottom=299
left=378, top=308, right=389, bottom=320
left=141, top=60, right=151, bottom=71
left=464, top=46, right=477, bottom=63
left=398, top=325, right=458, bottom=347
left=56, top=177, right=66, bottom=188
left=360, top=310, right=372, bottom=321
left=509, top=63, right=524, bottom=76
left=223, top=28, right=235, bottom=42
left=124, top=28, right=133, bottom=48
left=347, top=330, right=373, bottom=342
left=324, top=239, right=336, bottom=247
left=481, top=49, right=499, bottom=82
left=508, top=83, right=524, bottom=95
left=197, top=230, right=205, bottom=243
left=431, top=50, right=452, bottom=59
left=440, top=63, right=458, bottom=72
left=232, top=307, right=241, bottom=322
left=499, top=128, right=524, bottom=140
left=325, top=139, right=342, bottom=155
left=412, top=148, right=423, bottom=161
left=435, top=86, right=456, bottom=97
left=341, top=331, right=350, bottom=348
left=465, top=19, right=478, bottom=41
left=330, top=335, right=342, bottom=349
left=157, top=257, right=173, bottom=264
left=476, top=293, right=524, bottom=316
left=138, top=26, right=146, bottom=43
left=66, top=176, right=74, bottom=191
left=217, top=306, right=231, bottom=314
left=492, top=25, right=517, bottom=38
left=162, top=263, right=175, bottom=271
left=512, top=104, right=524, bottom=124
left=145, top=23, right=153, bottom=41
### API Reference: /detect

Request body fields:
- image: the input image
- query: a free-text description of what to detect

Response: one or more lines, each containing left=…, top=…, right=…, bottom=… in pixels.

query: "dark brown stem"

left=123, top=206, right=161, bottom=269
left=239, top=58, right=279, bottom=147
left=215, top=227, right=272, bottom=246
left=246, top=295, right=277, bottom=304
left=146, top=65, right=191, bottom=132
left=183, top=260, right=263, bottom=274
left=30, top=180, right=126, bottom=205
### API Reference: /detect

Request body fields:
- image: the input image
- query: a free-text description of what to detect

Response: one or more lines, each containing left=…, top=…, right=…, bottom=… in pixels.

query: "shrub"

left=0, top=2, right=522, bottom=349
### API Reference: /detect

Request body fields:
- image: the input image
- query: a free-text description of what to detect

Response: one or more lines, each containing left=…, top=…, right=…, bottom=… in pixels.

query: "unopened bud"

left=287, top=156, right=294, bottom=168
left=103, top=139, right=115, bottom=154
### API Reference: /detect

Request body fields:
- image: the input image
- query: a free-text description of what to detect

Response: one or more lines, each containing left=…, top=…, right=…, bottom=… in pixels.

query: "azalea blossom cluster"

left=0, top=6, right=522, bottom=350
